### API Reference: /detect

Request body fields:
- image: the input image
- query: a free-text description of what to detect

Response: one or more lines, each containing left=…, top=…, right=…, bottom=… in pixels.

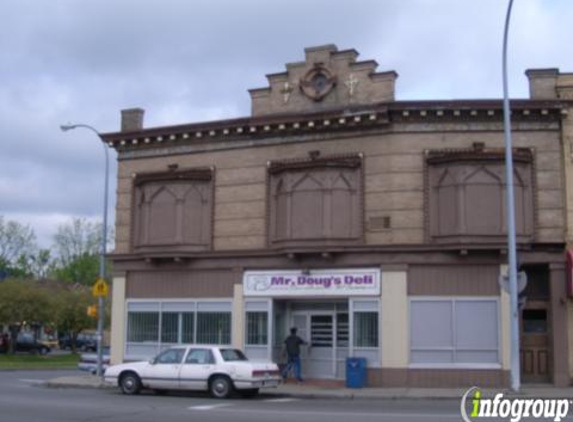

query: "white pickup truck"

left=104, top=346, right=280, bottom=398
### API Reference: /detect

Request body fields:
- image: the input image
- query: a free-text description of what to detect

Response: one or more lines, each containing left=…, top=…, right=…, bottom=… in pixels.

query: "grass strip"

left=0, top=353, right=79, bottom=370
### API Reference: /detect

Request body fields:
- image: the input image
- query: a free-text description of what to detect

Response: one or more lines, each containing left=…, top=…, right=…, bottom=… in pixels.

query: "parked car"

left=104, top=346, right=280, bottom=398
left=59, top=333, right=97, bottom=351
left=0, top=333, right=50, bottom=355
left=78, top=347, right=111, bottom=374
left=39, top=335, right=59, bottom=350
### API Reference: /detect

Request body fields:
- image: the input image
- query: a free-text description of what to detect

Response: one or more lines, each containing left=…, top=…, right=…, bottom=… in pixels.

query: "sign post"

left=92, top=277, right=108, bottom=377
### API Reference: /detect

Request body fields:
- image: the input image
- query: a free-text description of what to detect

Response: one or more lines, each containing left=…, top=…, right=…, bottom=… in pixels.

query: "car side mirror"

left=149, top=358, right=156, bottom=365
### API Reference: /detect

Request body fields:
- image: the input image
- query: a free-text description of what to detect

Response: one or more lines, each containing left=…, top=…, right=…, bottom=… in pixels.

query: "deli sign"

left=243, top=269, right=381, bottom=297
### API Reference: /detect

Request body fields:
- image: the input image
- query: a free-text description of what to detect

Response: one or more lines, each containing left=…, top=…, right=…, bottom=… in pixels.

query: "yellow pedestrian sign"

left=92, top=278, right=109, bottom=298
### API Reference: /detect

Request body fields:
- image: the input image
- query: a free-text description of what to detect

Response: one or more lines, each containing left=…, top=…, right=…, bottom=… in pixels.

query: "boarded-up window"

left=410, top=298, right=499, bottom=365
left=133, top=170, right=212, bottom=251
left=269, top=155, right=362, bottom=246
left=428, top=150, right=533, bottom=241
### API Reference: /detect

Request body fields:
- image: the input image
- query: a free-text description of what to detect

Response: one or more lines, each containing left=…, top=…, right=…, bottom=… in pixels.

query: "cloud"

left=0, top=0, right=572, bottom=249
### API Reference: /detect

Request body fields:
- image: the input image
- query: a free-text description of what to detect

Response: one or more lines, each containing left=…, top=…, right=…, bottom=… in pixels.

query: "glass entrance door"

left=290, top=312, right=335, bottom=379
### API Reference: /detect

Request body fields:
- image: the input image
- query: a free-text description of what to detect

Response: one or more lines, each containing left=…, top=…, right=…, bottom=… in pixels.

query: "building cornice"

left=109, top=241, right=565, bottom=263
left=100, top=100, right=568, bottom=153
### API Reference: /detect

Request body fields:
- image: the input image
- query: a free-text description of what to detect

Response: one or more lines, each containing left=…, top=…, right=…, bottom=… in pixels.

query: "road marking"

left=187, top=407, right=459, bottom=419
left=264, top=398, right=298, bottom=403
left=188, top=403, right=232, bottom=411
left=18, top=379, right=46, bottom=384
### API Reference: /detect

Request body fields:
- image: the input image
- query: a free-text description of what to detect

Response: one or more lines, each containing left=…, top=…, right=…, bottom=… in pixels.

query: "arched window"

left=269, top=155, right=363, bottom=246
left=463, top=167, right=503, bottom=235
left=433, top=169, right=458, bottom=236
left=428, top=150, right=534, bottom=242
left=133, top=169, right=213, bottom=252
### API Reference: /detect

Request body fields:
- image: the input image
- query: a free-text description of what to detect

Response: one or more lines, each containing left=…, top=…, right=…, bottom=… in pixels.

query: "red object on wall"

left=567, top=250, right=573, bottom=297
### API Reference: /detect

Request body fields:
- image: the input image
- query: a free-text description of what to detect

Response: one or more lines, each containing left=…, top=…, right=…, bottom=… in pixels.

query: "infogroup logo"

left=460, top=387, right=570, bottom=422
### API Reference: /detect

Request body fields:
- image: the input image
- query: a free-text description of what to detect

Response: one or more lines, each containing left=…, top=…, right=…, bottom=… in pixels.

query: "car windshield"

left=220, top=349, right=248, bottom=362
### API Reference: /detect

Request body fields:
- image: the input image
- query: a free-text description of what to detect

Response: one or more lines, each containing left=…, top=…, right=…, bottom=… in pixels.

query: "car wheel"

left=209, top=375, right=233, bottom=399
left=119, top=372, right=142, bottom=395
left=39, top=347, right=48, bottom=356
left=239, top=388, right=259, bottom=398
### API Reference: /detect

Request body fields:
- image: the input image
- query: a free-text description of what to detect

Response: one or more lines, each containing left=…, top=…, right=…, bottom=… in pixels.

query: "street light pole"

left=502, top=0, right=520, bottom=392
left=60, top=123, right=109, bottom=378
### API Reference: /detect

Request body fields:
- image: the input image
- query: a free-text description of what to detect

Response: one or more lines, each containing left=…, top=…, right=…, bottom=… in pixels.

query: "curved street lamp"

left=60, top=123, right=109, bottom=378
left=502, top=0, right=520, bottom=392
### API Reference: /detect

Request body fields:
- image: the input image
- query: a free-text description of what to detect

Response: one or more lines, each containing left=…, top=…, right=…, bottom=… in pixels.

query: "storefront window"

left=246, top=312, right=268, bottom=345
left=311, top=315, right=334, bottom=347
left=127, top=312, right=159, bottom=342
left=181, top=312, right=195, bottom=343
left=161, top=313, right=179, bottom=343
left=336, top=313, right=349, bottom=347
left=353, top=312, right=378, bottom=348
left=410, top=298, right=499, bottom=365
left=126, top=301, right=231, bottom=360
left=247, top=312, right=268, bottom=346
left=196, top=312, right=231, bottom=344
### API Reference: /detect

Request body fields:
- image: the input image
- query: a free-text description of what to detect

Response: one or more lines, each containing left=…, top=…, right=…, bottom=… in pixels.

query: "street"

left=0, top=370, right=572, bottom=422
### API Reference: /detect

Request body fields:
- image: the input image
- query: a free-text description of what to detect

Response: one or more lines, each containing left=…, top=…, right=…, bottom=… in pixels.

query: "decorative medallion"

left=299, top=64, right=337, bottom=101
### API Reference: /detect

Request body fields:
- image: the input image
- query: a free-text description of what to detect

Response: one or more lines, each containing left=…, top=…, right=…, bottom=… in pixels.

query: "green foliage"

left=53, top=218, right=102, bottom=266
left=49, top=217, right=113, bottom=286
left=52, top=253, right=100, bottom=286
left=0, top=280, right=98, bottom=354
left=0, top=216, right=113, bottom=285
left=0, top=280, right=55, bottom=327
left=0, top=216, right=112, bottom=355
left=52, top=286, right=95, bottom=339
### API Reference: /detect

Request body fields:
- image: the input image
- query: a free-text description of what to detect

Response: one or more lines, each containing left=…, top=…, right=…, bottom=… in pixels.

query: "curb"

left=262, top=388, right=466, bottom=401
left=43, top=379, right=461, bottom=400
left=42, top=378, right=573, bottom=401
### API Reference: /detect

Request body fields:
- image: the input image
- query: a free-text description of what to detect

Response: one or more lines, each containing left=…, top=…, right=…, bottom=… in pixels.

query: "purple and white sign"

left=243, top=269, right=381, bottom=297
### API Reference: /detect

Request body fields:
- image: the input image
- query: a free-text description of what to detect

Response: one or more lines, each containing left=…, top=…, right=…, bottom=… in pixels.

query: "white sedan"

left=104, top=346, right=281, bottom=398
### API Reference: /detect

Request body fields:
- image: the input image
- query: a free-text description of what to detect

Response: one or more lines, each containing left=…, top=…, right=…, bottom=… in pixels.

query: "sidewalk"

left=44, top=375, right=573, bottom=400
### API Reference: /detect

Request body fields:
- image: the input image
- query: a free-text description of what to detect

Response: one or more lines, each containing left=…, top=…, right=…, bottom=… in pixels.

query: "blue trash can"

left=345, top=357, right=367, bottom=388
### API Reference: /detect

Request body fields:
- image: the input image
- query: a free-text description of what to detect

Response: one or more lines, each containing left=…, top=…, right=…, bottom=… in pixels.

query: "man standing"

left=282, top=327, right=306, bottom=382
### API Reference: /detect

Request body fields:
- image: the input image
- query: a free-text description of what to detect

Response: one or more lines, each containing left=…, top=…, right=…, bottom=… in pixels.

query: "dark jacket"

left=284, top=334, right=305, bottom=356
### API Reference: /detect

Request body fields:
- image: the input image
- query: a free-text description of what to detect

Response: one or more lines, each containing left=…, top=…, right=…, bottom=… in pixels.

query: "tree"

left=52, top=286, right=97, bottom=353
left=11, top=249, right=53, bottom=280
left=0, top=217, right=37, bottom=279
left=53, top=218, right=101, bottom=267
left=0, top=279, right=55, bottom=353
left=51, top=217, right=113, bottom=286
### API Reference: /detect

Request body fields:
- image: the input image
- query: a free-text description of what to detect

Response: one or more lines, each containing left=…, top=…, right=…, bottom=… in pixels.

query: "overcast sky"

left=1, top=0, right=572, bottom=249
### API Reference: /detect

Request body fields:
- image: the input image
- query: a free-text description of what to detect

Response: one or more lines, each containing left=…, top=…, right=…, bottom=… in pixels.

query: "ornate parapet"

left=249, top=44, right=397, bottom=116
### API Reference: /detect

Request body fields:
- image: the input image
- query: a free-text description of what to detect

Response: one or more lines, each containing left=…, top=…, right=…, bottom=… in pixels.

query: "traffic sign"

left=498, top=271, right=527, bottom=294
left=92, top=278, right=109, bottom=298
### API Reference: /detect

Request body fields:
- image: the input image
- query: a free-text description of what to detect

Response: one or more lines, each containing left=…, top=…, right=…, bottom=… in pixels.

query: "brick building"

left=102, top=45, right=573, bottom=387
